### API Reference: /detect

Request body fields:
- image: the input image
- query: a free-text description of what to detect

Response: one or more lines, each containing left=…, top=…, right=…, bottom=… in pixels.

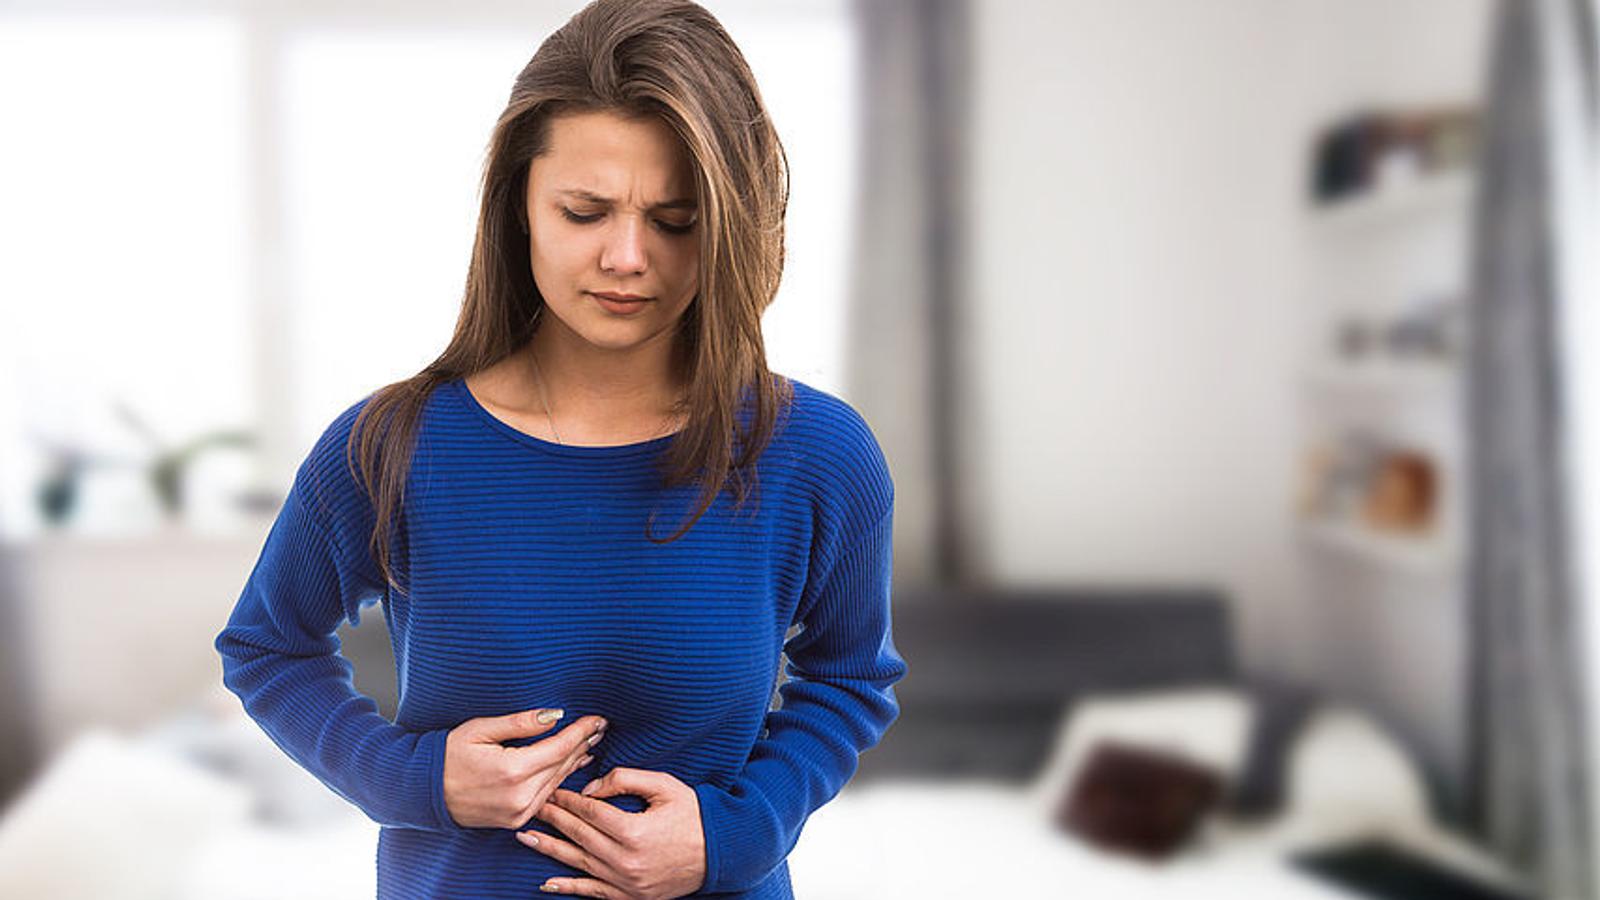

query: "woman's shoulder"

left=777, top=374, right=894, bottom=523
left=293, top=390, right=381, bottom=523
left=306, top=378, right=455, bottom=459
left=294, top=379, right=462, bottom=531
left=780, top=376, right=880, bottom=454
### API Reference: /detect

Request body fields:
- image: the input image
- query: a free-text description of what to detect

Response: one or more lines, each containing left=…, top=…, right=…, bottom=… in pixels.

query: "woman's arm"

left=692, top=494, right=906, bottom=893
left=214, top=404, right=459, bottom=833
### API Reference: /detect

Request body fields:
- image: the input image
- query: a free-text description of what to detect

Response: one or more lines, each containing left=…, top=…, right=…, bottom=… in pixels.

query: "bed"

left=0, top=586, right=1520, bottom=898
left=788, top=585, right=1377, bottom=899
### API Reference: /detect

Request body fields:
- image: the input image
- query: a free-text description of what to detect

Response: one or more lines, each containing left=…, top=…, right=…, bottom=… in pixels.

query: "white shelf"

left=1300, top=360, right=1461, bottom=397
left=1296, top=519, right=1462, bottom=575
left=1307, top=167, right=1476, bottom=237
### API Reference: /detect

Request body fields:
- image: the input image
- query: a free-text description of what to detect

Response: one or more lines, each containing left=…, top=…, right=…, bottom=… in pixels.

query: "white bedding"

left=1, top=685, right=1514, bottom=899
left=787, top=779, right=1362, bottom=900
left=0, top=729, right=1359, bottom=900
left=181, top=778, right=1367, bottom=900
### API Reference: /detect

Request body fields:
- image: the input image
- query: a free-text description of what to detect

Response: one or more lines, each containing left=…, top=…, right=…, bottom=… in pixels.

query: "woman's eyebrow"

left=557, top=188, right=697, bottom=211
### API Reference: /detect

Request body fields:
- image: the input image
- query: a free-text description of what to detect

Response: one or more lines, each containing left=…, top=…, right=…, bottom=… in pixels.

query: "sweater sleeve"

left=691, top=475, right=906, bottom=893
left=213, top=405, right=456, bottom=833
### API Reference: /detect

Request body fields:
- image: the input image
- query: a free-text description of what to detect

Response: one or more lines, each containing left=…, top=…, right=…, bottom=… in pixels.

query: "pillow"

left=1056, top=739, right=1226, bottom=860
left=0, top=728, right=253, bottom=899
left=1206, top=705, right=1436, bottom=855
left=1277, top=707, right=1433, bottom=844
left=1027, top=686, right=1255, bottom=823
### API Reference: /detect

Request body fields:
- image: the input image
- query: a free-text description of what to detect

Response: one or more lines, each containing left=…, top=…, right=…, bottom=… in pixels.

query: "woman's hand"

left=516, top=767, right=706, bottom=899
left=442, top=708, right=608, bottom=829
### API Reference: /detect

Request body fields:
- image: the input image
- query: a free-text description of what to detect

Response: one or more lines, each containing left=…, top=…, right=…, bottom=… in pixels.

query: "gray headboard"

left=851, top=585, right=1237, bottom=784
left=339, top=584, right=1236, bottom=786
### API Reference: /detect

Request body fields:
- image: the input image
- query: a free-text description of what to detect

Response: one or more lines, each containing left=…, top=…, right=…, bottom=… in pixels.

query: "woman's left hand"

left=516, top=767, right=707, bottom=899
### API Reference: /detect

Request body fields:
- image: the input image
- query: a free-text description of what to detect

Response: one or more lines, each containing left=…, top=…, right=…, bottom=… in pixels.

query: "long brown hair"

left=346, top=0, right=793, bottom=594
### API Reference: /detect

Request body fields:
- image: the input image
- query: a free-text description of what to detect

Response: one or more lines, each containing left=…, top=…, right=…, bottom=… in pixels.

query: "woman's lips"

left=591, top=293, right=651, bottom=315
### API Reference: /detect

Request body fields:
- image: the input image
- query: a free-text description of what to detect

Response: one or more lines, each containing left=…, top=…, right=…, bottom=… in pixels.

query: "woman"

left=213, top=1, right=906, bottom=898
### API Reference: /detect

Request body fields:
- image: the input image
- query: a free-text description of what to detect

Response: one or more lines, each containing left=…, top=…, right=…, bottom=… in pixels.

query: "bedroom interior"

left=2, top=0, right=1598, bottom=898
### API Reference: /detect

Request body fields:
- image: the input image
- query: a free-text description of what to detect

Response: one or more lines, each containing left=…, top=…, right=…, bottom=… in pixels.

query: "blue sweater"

left=214, top=375, right=906, bottom=899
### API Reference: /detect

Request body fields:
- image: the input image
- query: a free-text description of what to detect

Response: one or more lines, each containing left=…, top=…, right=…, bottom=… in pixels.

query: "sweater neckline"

left=448, top=377, right=681, bottom=459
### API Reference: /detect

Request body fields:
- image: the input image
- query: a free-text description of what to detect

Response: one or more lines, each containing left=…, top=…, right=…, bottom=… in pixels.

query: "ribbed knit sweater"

left=213, top=375, right=905, bottom=899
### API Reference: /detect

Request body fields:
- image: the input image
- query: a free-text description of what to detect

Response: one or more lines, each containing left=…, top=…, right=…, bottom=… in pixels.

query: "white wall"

left=967, top=0, right=1493, bottom=811
left=968, top=0, right=1307, bottom=677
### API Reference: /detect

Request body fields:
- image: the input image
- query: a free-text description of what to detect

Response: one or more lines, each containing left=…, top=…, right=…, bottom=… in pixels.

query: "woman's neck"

left=521, top=326, right=686, bottom=436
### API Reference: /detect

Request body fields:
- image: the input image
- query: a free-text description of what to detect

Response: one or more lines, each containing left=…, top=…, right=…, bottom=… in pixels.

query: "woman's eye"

left=560, top=207, right=695, bottom=236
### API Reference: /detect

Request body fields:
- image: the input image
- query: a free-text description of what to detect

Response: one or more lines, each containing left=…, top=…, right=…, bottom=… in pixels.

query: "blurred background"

left=2, top=0, right=1599, bottom=898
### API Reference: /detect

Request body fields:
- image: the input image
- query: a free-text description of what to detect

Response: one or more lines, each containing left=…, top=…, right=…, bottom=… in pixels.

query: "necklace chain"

left=528, top=342, right=680, bottom=447
left=528, top=347, right=564, bottom=445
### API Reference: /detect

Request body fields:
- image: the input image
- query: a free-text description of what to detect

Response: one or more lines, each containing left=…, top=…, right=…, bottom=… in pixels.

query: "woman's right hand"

left=442, top=708, right=608, bottom=829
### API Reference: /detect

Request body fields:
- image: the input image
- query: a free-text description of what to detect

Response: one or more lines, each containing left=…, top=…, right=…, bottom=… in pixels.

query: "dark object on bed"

left=1057, top=739, right=1226, bottom=860
left=853, top=586, right=1236, bottom=783
left=1292, top=840, right=1535, bottom=900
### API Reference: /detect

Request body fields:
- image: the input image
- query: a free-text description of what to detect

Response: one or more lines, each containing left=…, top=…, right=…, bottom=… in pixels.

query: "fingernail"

left=537, top=709, right=564, bottom=724
left=518, top=831, right=539, bottom=846
left=586, top=732, right=603, bottom=747
left=541, top=881, right=560, bottom=892
left=578, top=754, right=594, bottom=766
left=581, top=781, right=600, bottom=796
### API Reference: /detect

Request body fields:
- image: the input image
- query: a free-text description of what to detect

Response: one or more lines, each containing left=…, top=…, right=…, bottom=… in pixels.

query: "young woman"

left=213, top=1, right=906, bottom=898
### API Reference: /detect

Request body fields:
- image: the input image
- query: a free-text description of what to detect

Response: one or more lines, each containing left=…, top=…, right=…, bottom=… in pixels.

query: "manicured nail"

left=578, top=754, right=594, bottom=766
left=541, top=881, right=560, bottom=892
left=518, top=831, right=539, bottom=846
left=537, top=709, right=564, bottom=724
left=586, top=732, right=603, bottom=747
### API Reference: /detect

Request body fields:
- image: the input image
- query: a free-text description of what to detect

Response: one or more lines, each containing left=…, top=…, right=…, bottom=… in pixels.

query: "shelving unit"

left=1294, top=151, right=1480, bottom=822
left=1296, top=166, right=1476, bottom=573
left=1294, top=519, right=1462, bottom=576
left=1307, top=167, right=1475, bottom=237
left=1299, top=359, right=1459, bottom=396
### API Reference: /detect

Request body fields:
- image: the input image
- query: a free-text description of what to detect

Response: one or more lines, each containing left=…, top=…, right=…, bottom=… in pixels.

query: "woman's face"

left=524, top=110, right=701, bottom=358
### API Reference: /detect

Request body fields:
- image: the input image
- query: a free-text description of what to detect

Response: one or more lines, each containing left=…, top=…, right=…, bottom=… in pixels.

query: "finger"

left=519, top=752, right=595, bottom=824
left=579, top=767, right=665, bottom=801
left=537, top=876, right=625, bottom=897
left=522, top=716, right=607, bottom=764
left=536, top=791, right=631, bottom=853
left=511, top=722, right=605, bottom=788
left=475, top=708, right=565, bottom=743
left=515, top=829, right=623, bottom=885
left=548, top=752, right=598, bottom=801
left=547, top=788, right=637, bottom=843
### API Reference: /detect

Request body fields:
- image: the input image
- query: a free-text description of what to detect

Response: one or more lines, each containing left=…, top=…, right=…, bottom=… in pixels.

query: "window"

left=0, top=3, right=856, bottom=539
left=0, top=16, right=251, bottom=536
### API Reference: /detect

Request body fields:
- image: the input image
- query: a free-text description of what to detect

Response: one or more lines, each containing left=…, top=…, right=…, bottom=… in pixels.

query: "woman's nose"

left=600, top=215, right=648, bottom=275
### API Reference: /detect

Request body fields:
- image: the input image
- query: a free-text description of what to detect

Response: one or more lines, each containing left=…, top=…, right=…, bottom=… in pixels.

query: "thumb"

left=580, top=767, right=666, bottom=800
left=472, top=708, right=564, bottom=744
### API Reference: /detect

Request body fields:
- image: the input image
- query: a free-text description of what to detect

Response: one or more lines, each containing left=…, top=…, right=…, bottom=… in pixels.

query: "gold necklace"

left=527, top=347, right=564, bottom=445
left=528, top=346, right=680, bottom=446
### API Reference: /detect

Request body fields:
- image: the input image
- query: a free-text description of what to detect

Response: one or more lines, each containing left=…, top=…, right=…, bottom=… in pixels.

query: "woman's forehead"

left=531, top=111, right=696, bottom=203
